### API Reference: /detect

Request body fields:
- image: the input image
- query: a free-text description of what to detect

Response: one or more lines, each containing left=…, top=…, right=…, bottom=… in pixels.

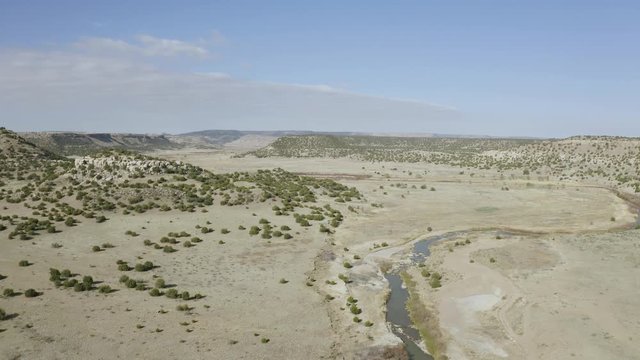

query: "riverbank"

left=409, top=230, right=640, bottom=359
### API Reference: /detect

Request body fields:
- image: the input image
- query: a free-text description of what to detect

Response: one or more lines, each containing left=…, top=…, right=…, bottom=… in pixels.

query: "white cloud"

left=0, top=43, right=458, bottom=133
left=74, top=35, right=209, bottom=58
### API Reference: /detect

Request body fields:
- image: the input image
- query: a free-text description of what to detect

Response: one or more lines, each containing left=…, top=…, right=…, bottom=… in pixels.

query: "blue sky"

left=1, top=0, right=639, bottom=136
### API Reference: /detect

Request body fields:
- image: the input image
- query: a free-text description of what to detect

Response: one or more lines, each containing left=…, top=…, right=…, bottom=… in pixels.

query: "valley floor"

left=1, top=148, right=639, bottom=359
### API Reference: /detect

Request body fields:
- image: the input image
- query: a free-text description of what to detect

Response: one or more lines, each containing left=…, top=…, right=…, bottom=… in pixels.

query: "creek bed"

left=384, top=232, right=464, bottom=359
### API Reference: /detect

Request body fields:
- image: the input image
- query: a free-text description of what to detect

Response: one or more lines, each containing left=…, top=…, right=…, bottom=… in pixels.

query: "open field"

left=2, top=130, right=639, bottom=359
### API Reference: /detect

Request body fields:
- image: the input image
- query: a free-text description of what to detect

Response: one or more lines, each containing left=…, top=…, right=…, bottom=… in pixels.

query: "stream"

left=384, top=232, right=464, bottom=360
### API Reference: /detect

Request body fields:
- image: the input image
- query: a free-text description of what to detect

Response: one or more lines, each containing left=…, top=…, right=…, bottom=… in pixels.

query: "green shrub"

left=118, top=263, right=131, bottom=271
left=343, top=261, right=353, bottom=269
left=143, top=239, right=153, bottom=246
left=279, top=278, right=288, bottom=284
left=135, top=261, right=154, bottom=272
left=155, top=278, right=166, bottom=289
left=165, top=289, right=178, bottom=299
left=3, top=288, right=15, bottom=297
left=18, top=260, right=30, bottom=267
left=0, top=308, right=7, bottom=320
left=98, top=285, right=112, bottom=294
left=221, top=228, right=230, bottom=234
left=181, top=291, right=190, bottom=300
left=149, top=288, right=162, bottom=297
left=163, top=246, right=177, bottom=253
left=125, top=279, right=137, bottom=288
left=364, top=320, right=374, bottom=327
left=63, top=279, right=78, bottom=288
left=92, top=245, right=101, bottom=252
left=119, top=275, right=130, bottom=283
left=82, top=276, right=94, bottom=288
left=74, top=283, right=87, bottom=292
left=176, top=304, right=190, bottom=311
left=353, top=316, right=362, bottom=323
left=349, top=304, right=362, bottom=315
left=24, top=289, right=39, bottom=298
left=183, top=241, right=193, bottom=248
left=61, top=269, right=72, bottom=278
left=261, top=337, right=270, bottom=344
left=136, top=283, right=146, bottom=291
left=283, top=233, right=293, bottom=239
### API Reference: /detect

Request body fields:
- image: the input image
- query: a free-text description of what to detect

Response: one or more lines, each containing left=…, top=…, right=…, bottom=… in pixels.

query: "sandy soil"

left=410, top=231, right=640, bottom=359
left=2, top=149, right=638, bottom=360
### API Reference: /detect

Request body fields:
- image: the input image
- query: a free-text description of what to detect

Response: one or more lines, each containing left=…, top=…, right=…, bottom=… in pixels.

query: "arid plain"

left=1, top=132, right=639, bottom=360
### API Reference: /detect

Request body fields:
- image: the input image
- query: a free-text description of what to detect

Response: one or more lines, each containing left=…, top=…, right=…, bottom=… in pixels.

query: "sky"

left=1, top=0, right=639, bottom=137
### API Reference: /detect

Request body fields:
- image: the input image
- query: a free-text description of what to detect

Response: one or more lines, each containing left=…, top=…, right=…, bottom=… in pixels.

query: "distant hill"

left=0, top=127, right=64, bottom=161
left=20, top=132, right=181, bottom=156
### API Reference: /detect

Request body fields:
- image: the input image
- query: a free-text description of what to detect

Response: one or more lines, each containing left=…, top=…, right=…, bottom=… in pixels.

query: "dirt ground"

left=1, top=149, right=639, bottom=359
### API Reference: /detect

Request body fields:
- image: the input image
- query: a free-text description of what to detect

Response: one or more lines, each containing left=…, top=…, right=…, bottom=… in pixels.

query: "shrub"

left=61, top=269, right=72, bottom=278
left=98, top=285, right=112, bottom=294
left=364, top=320, right=374, bottom=327
left=165, top=289, right=179, bottom=299
left=283, top=233, right=293, bottom=239
left=82, top=276, right=94, bottom=288
left=353, top=316, right=362, bottom=323
left=102, top=243, right=115, bottom=248
left=63, top=279, right=78, bottom=288
left=280, top=225, right=291, bottom=231
left=51, top=242, right=63, bottom=248
left=489, top=257, right=496, bottom=263
left=181, top=291, right=190, bottom=300
left=183, top=241, right=193, bottom=248
left=18, top=260, right=30, bottom=267
left=279, top=278, right=289, bottom=284
left=163, top=246, right=177, bottom=253
left=261, top=337, right=270, bottom=344
left=119, top=275, right=130, bottom=283
left=118, top=263, right=131, bottom=271
left=176, top=304, right=190, bottom=311
left=125, top=279, right=137, bottom=288
left=343, top=261, right=353, bottom=269
left=221, top=228, right=230, bottom=234
left=249, top=226, right=260, bottom=235
left=74, top=283, right=87, bottom=292
left=136, top=283, right=146, bottom=291
left=0, top=308, right=7, bottom=320
left=349, top=304, right=362, bottom=315
left=3, top=288, right=15, bottom=297
left=143, top=239, right=153, bottom=246
left=92, top=245, right=101, bottom=252
left=24, top=289, right=39, bottom=298
left=149, top=288, right=162, bottom=296
left=96, top=216, right=107, bottom=223
left=135, top=261, right=154, bottom=272
left=155, top=278, right=166, bottom=289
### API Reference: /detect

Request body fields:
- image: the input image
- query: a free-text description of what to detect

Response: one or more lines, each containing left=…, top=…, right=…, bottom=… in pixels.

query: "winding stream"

left=385, top=232, right=464, bottom=360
